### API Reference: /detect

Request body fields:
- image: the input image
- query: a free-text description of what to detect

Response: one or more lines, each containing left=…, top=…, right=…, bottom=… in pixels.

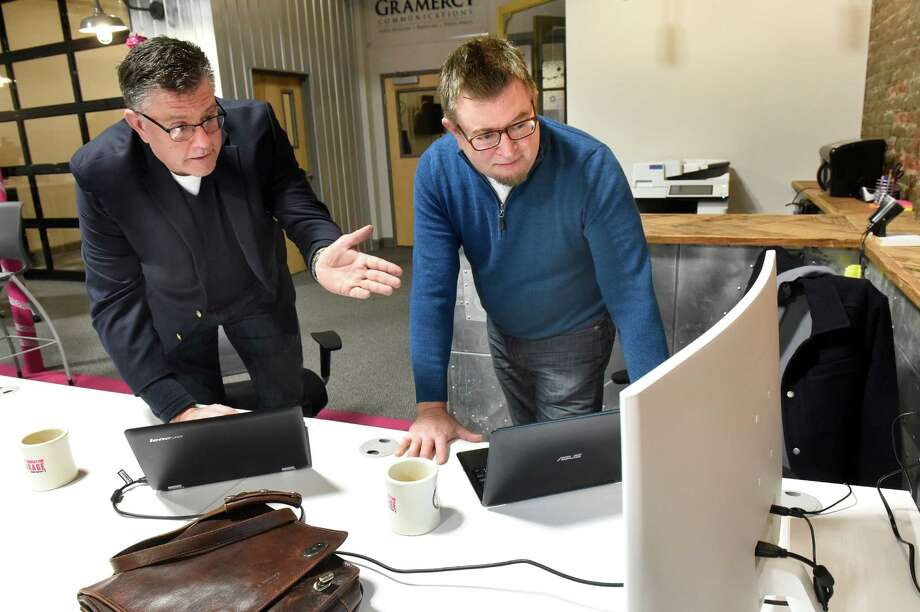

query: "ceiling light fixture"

left=79, top=0, right=164, bottom=45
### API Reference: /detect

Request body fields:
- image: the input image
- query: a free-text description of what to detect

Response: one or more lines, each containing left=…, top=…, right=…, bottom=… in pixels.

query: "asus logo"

left=149, top=435, right=184, bottom=443
left=556, top=453, right=583, bottom=463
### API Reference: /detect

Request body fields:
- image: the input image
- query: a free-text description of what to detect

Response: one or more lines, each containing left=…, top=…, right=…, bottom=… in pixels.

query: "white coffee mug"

left=19, top=428, right=78, bottom=492
left=386, top=457, right=440, bottom=536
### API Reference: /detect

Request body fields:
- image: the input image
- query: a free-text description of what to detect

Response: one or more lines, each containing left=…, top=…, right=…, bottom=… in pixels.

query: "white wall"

left=567, top=0, right=871, bottom=213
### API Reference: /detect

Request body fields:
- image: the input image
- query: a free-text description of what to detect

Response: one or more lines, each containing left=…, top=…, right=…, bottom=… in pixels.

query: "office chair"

left=0, top=201, right=73, bottom=384
left=218, top=326, right=341, bottom=417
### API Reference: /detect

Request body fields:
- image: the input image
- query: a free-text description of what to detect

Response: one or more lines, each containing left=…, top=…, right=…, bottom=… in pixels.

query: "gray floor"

left=4, top=247, right=417, bottom=420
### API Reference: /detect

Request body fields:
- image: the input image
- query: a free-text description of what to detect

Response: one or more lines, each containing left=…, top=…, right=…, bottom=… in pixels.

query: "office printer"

left=630, top=159, right=730, bottom=213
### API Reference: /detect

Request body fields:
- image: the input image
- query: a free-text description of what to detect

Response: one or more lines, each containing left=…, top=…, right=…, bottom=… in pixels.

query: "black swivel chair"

left=219, top=328, right=342, bottom=417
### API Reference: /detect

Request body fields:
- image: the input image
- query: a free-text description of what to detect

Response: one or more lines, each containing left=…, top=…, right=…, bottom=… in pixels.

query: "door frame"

left=380, top=69, right=440, bottom=247
left=250, top=68, right=321, bottom=191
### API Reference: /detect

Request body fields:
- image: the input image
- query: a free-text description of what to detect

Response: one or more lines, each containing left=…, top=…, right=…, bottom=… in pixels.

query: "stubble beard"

left=487, top=167, right=529, bottom=187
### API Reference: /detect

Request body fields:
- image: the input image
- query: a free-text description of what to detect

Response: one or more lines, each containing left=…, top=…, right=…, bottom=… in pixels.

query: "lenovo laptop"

left=457, top=409, right=621, bottom=506
left=125, top=405, right=311, bottom=490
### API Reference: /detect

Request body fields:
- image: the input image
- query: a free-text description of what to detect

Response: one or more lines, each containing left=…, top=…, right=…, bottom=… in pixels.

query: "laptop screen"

left=124, top=405, right=311, bottom=490
left=458, top=410, right=621, bottom=506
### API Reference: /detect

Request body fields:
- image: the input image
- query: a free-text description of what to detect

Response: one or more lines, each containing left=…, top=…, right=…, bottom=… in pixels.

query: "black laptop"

left=457, top=409, right=622, bottom=506
left=125, top=405, right=311, bottom=490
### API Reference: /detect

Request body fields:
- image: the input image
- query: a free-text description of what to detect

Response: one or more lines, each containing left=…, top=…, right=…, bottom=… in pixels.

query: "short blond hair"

left=438, top=37, right=536, bottom=123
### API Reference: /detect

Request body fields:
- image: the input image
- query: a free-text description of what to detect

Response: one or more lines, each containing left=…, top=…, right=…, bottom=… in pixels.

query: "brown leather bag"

left=78, top=490, right=362, bottom=611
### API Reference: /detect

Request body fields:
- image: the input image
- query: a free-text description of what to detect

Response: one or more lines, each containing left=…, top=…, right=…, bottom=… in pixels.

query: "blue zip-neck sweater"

left=410, top=116, right=668, bottom=403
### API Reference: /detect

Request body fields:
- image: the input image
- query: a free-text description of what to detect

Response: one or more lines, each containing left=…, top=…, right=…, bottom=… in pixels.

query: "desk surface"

left=3, top=375, right=919, bottom=611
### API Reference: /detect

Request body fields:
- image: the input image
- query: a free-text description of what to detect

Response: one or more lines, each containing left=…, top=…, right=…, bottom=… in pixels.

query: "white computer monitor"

left=620, top=250, right=783, bottom=612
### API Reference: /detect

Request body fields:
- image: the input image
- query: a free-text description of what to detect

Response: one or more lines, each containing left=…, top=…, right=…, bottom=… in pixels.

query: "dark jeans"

left=166, top=306, right=304, bottom=411
left=487, top=314, right=615, bottom=425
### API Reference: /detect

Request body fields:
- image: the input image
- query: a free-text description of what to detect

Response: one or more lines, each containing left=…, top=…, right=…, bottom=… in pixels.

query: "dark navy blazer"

left=71, top=99, right=341, bottom=401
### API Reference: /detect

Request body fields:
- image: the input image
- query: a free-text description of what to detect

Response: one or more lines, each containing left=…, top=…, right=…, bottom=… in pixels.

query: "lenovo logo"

left=149, top=435, right=184, bottom=443
left=556, top=453, right=583, bottom=463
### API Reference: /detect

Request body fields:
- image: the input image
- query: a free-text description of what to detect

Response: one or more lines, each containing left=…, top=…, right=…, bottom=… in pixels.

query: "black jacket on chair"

left=780, top=273, right=900, bottom=486
left=71, top=100, right=341, bottom=419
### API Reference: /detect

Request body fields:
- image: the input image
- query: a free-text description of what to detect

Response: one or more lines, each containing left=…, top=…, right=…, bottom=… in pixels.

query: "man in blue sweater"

left=397, top=37, right=668, bottom=463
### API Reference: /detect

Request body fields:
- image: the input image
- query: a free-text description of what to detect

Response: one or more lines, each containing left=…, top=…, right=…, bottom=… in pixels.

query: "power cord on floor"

left=335, top=550, right=623, bottom=588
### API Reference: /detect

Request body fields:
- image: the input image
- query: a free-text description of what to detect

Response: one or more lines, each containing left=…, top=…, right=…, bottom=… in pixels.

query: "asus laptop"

left=125, top=405, right=311, bottom=490
left=457, top=409, right=621, bottom=506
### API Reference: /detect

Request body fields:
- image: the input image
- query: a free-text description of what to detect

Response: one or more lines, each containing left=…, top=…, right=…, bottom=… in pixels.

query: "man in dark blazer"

left=71, top=37, right=401, bottom=423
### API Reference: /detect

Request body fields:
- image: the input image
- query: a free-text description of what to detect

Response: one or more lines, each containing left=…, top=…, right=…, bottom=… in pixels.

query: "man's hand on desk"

left=170, top=403, right=239, bottom=423
left=396, top=402, right=483, bottom=464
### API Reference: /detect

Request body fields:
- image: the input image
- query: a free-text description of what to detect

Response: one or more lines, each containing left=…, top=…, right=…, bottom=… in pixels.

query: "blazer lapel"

left=211, top=144, right=271, bottom=291
left=140, top=145, right=205, bottom=282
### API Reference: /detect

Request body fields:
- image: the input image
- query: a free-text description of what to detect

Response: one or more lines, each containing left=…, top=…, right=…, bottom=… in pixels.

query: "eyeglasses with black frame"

left=138, top=100, right=227, bottom=143
left=458, top=105, right=538, bottom=151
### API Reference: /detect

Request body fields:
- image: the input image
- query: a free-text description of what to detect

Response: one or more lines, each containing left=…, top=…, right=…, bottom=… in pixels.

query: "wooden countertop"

left=791, top=179, right=920, bottom=235
left=638, top=182, right=920, bottom=309
left=863, top=242, right=920, bottom=307
left=641, top=214, right=859, bottom=248
left=791, top=180, right=876, bottom=216
left=790, top=180, right=920, bottom=308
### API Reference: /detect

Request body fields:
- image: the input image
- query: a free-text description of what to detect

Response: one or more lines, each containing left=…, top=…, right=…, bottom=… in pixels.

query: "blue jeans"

left=487, top=314, right=615, bottom=425
left=165, top=305, right=304, bottom=411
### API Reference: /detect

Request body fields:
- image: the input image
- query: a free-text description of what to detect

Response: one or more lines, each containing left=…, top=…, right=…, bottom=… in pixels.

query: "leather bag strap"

left=111, top=506, right=297, bottom=573
left=221, top=490, right=302, bottom=513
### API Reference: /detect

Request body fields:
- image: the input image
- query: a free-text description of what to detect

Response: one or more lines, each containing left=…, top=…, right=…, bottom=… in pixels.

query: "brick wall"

left=862, top=0, right=920, bottom=204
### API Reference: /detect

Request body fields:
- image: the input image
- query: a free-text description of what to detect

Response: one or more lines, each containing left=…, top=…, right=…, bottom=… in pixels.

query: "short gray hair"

left=117, top=36, right=213, bottom=110
left=438, top=36, right=536, bottom=123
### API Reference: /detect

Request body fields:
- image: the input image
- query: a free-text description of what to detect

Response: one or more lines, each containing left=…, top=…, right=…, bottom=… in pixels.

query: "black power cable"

left=755, top=541, right=834, bottom=610
left=767, top=496, right=853, bottom=611
left=110, top=471, right=623, bottom=588
left=809, top=484, right=854, bottom=515
left=336, top=550, right=623, bottom=588
left=875, top=411, right=920, bottom=596
left=858, top=228, right=871, bottom=277
left=877, top=470, right=920, bottom=595
left=111, top=470, right=204, bottom=521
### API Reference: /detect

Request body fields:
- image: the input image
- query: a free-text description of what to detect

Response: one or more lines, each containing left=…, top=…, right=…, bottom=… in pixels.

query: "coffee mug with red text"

left=20, top=428, right=78, bottom=491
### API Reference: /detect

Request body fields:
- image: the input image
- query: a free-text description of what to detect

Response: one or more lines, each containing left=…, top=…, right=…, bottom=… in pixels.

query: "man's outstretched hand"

left=315, top=225, right=402, bottom=299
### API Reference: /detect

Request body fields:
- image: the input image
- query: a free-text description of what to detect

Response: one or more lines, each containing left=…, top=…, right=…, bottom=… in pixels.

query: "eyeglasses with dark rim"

left=457, top=105, right=538, bottom=151
left=138, top=100, right=226, bottom=143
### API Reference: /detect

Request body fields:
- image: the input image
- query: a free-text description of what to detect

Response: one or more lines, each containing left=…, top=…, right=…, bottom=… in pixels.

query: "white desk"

left=2, top=374, right=918, bottom=611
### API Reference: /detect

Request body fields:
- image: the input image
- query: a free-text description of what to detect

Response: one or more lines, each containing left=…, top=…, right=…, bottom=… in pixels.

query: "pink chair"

left=0, top=201, right=73, bottom=384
